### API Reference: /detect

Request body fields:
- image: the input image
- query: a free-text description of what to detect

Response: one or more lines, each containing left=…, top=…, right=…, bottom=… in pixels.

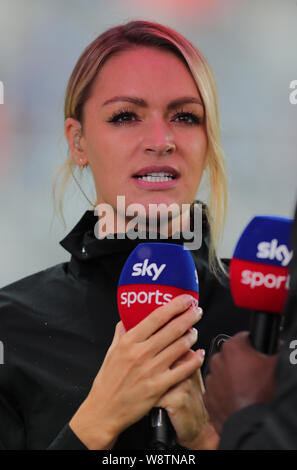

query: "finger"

left=109, top=321, right=126, bottom=349
left=146, top=306, right=202, bottom=357
left=161, top=349, right=203, bottom=392
left=169, top=349, right=206, bottom=371
left=128, top=294, right=196, bottom=342
left=157, top=366, right=205, bottom=409
left=157, top=377, right=190, bottom=409
left=168, top=348, right=197, bottom=370
left=169, top=348, right=205, bottom=370
left=151, top=329, right=199, bottom=371
left=171, top=350, right=193, bottom=369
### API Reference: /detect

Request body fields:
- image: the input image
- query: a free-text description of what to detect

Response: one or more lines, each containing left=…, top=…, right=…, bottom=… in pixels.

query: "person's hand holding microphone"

left=69, top=293, right=203, bottom=449
left=205, top=215, right=292, bottom=434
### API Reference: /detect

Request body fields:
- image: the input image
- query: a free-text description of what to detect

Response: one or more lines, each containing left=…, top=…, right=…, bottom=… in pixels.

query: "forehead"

left=89, top=46, right=201, bottom=103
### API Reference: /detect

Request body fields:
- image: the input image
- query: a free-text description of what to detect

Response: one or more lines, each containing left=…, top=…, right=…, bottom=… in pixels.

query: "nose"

left=142, top=119, right=176, bottom=156
left=145, top=141, right=176, bottom=156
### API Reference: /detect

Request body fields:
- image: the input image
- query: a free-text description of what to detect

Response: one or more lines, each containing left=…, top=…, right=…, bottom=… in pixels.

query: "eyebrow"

left=102, top=95, right=204, bottom=110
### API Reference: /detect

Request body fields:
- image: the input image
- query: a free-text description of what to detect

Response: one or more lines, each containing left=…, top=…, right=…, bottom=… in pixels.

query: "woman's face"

left=67, top=46, right=208, bottom=226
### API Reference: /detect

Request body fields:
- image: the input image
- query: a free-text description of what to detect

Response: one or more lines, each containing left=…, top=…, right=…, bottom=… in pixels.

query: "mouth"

left=133, top=173, right=176, bottom=182
left=132, top=166, right=180, bottom=190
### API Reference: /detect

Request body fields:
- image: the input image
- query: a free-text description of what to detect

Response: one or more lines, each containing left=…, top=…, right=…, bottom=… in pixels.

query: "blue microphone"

left=230, top=216, right=293, bottom=353
left=117, top=242, right=199, bottom=449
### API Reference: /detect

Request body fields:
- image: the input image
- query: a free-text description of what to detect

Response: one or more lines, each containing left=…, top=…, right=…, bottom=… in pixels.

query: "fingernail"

left=183, top=294, right=194, bottom=308
left=198, top=349, right=205, bottom=360
left=194, top=306, right=203, bottom=319
left=191, top=298, right=198, bottom=309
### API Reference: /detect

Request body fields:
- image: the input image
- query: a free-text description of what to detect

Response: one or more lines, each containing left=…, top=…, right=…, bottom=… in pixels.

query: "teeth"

left=137, top=175, right=174, bottom=182
left=135, top=172, right=175, bottom=182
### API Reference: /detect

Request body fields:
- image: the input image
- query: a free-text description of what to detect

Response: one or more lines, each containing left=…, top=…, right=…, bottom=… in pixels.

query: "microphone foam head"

left=230, top=216, right=293, bottom=313
left=117, top=243, right=199, bottom=330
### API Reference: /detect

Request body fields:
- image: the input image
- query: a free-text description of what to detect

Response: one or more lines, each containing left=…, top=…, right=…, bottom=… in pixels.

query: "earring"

left=73, top=130, right=85, bottom=166
left=79, top=157, right=88, bottom=168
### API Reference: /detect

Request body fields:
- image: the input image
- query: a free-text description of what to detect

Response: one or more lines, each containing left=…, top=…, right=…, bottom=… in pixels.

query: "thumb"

left=171, top=348, right=205, bottom=370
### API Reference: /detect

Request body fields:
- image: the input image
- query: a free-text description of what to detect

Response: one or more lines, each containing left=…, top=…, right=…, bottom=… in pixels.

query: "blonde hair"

left=53, top=20, right=228, bottom=276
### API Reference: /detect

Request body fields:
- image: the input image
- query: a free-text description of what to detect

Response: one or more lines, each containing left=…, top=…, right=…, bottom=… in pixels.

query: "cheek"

left=86, top=132, right=112, bottom=172
left=188, top=133, right=208, bottom=172
left=86, top=137, right=129, bottom=196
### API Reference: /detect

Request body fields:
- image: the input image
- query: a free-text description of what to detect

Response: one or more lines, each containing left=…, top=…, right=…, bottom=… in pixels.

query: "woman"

left=0, top=20, right=250, bottom=450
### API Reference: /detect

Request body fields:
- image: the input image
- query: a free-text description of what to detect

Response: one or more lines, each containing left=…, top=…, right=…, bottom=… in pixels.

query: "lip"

left=132, top=165, right=180, bottom=191
left=132, top=177, right=179, bottom=190
left=133, top=165, right=180, bottom=178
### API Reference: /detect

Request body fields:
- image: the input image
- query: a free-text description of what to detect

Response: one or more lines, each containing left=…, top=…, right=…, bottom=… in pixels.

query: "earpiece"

left=74, top=133, right=83, bottom=152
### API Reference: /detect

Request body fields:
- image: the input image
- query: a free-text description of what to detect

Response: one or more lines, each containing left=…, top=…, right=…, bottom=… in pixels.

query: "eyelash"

left=107, top=107, right=203, bottom=126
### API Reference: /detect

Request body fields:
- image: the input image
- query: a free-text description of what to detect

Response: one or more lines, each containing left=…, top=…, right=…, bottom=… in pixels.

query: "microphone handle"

left=249, top=310, right=282, bottom=354
left=149, top=407, right=176, bottom=450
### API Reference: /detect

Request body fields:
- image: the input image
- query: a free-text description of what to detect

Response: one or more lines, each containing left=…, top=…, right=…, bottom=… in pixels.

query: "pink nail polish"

left=199, top=349, right=205, bottom=359
left=191, top=298, right=198, bottom=309
left=183, top=294, right=194, bottom=307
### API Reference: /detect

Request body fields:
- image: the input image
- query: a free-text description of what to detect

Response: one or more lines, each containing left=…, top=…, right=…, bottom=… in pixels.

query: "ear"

left=64, top=117, right=88, bottom=167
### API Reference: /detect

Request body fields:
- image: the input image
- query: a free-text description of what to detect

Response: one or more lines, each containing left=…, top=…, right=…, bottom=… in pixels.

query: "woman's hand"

left=69, top=294, right=203, bottom=449
left=156, top=349, right=218, bottom=449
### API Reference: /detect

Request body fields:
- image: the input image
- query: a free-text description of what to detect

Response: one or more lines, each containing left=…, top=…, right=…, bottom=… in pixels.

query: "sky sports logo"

left=131, top=259, right=199, bottom=285
left=241, top=270, right=290, bottom=290
left=120, top=290, right=173, bottom=308
left=132, top=259, right=166, bottom=281
left=231, top=226, right=291, bottom=314
left=240, top=239, right=291, bottom=290
left=256, top=239, right=292, bottom=267
left=121, top=259, right=198, bottom=306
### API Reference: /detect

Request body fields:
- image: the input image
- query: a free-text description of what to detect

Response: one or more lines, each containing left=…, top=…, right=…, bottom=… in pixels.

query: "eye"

left=106, top=107, right=203, bottom=126
left=172, top=111, right=202, bottom=126
left=107, top=109, right=140, bottom=125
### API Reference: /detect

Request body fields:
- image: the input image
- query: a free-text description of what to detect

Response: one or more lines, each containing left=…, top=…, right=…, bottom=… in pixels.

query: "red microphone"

left=230, top=216, right=293, bottom=354
left=117, top=242, right=199, bottom=449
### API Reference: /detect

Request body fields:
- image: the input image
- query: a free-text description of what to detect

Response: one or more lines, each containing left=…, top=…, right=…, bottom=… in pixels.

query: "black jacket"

left=219, top=203, right=297, bottom=450
left=0, top=208, right=250, bottom=450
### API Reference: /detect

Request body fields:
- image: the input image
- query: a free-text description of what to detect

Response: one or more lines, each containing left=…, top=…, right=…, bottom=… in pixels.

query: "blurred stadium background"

left=0, top=0, right=296, bottom=287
